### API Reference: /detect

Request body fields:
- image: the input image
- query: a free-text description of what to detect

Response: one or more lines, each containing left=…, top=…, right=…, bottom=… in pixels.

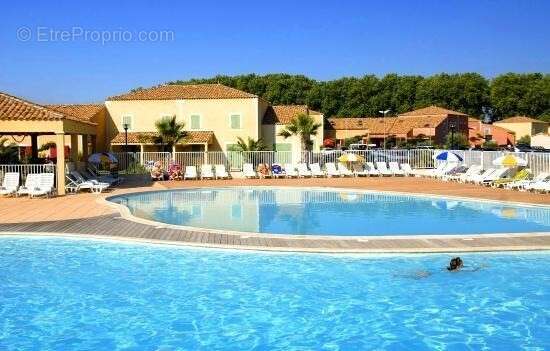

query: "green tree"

left=482, top=140, right=499, bottom=150
left=235, top=137, right=267, bottom=151
left=443, top=133, right=469, bottom=150
left=0, top=138, right=19, bottom=163
left=491, top=73, right=550, bottom=119
left=517, top=135, right=531, bottom=146
left=278, top=113, right=322, bottom=151
left=154, top=115, right=186, bottom=151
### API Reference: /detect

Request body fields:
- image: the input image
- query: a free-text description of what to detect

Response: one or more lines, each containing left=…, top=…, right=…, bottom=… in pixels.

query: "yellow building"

left=493, top=116, right=548, bottom=141
left=105, top=84, right=323, bottom=153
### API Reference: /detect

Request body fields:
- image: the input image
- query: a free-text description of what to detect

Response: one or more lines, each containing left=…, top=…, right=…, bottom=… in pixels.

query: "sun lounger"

left=297, top=163, right=312, bottom=177
left=86, top=167, right=121, bottom=185
left=493, top=169, right=531, bottom=188
left=507, top=172, right=549, bottom=190
left=183, top=166, right=198, bottom=180
left=365, top=162, right=381, bottom=176
left=0, top=172, right=19, bottom=196
left=376, top=162, right=393, bottom=176
left=16, top=173, right=40, bottom=197
left=480, top=168, right=510, bottom=186
left=325, top=163, right=341, bottom=177
left=399, top=163, right=414, bottom=176
left=309, top=163, right=325, bottom=177
left=352, top=163, right=369, bottom=177
left=469, top=168, right=495, bottom=184
left=426, top=163, right=447, bottom=178
left=200, top=164, right=215, bottom=179
left=242, top=163, right=257, bottom=178
left=446, top=165, right=481, bottom=183
left=337, top=163, right=354, bottom=177
left=66, top=174, right=109, bottom=193
left=388, top=162, right=405, bottom=176
left=29, top=173, right=54, bottom=198
left=71, top=171, right=110, bottom=189
left=283, top=164, right=298, bottom=178
left=215, top=164, right=230, bottom=179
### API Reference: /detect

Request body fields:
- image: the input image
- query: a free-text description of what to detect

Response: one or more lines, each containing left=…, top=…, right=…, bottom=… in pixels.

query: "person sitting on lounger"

left=447, top=257, right=464, bottom=271
left=257, top=163, right=270, bottom=178
left=168, top=162, right=183, bottom=181
left=151, top=161, right=165, bottom=181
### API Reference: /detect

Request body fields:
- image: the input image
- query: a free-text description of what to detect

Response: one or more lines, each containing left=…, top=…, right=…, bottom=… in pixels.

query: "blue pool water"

left=109, top=187, right=550, bottom=236
left=0, top=238, right=548, bottom=350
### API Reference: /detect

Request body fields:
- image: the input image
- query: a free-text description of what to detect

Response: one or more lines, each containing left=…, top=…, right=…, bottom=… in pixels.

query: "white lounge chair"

left=184, top=166, right=198, bottom=180
left=365, top=162, right=381, bottom=176
left=309, top=163, right=325, bottom=177
left=66, top=174, right=108, bottom=193
left=242, top=163, right=257, bottom=178
left=481, top=168, right=510, bottom=186
left=469, top=168, right=495, bottom=184
left=325, top=163, right=341, bottom=177
left=29, top=173, right=54, bottom=198
left=200, top=164, right=214, bottom=179
left=527, top=179, right=550, bottom=193
left=337, top=163, right=354, bottom=177
left=426, top=163, right=447, bottom=178
left=388, top=162, right=405, bottom=176
left=376, top=162, right=393, bottom=176
left=71, top=171, right=110, bottom=189
left=214, top=164, right=230, bottom=179
left=507, top=172, right=549, bottom=190
left=284, top=164, right=298, bottom=178
left=0, top=172, right=19, bottom=196
left=446, top=165, right=482, bottom=183
left=399, top=163, right=415, bottom=176
left=297, top=163, right=312, bottom=177
left=16, top=173, right=40, bottom=197
left=352, top=164, right=369, bottom=177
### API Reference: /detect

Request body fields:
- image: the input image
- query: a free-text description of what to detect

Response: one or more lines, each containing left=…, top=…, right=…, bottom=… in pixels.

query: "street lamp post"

left=379, top=109, right=391, bottom=150
left=449, top=123, right=456, bottom=150
left=123, top=123, right=129, bottom=170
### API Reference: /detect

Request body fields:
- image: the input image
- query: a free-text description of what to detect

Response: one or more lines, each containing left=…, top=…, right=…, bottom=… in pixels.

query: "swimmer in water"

left=447, top=257, right=464, bottom=271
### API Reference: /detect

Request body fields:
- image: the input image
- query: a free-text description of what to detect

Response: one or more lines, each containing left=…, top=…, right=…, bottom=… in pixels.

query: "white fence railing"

left=0, top=164, right=57, bottom=189
left=111, top=149, right=550, bottom=175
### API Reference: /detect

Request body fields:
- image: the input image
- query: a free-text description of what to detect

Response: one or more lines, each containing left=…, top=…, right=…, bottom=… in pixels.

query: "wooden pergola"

left=0, top=92, right=97, bottom=195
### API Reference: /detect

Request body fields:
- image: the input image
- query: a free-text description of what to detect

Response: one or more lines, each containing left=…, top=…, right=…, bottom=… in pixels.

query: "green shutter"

left=274, top=143, right=292, bottom=151
left=190, top=115, right=200, bottom=129
left=230, top=114, right=241, bottom=129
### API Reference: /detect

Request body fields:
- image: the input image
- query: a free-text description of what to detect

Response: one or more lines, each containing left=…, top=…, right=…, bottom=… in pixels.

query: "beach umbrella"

left=88, top=152, right=118, bottom=164
left=433, top=151, right=463, bottom=162
left=338, top=153, right=365, bottom=163
left=492, top=154, right=527, bottom=167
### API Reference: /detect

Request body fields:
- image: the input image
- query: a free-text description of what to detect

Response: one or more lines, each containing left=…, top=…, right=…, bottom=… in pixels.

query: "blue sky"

left=1, top=0, right=549, bottom=103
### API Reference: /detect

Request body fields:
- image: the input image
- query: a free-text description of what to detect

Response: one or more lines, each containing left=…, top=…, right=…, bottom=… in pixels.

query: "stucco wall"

left=492, top=121, right=548, bottom=140
left=105, top=98, right=262, bottom=151
left=261, top=113, right=324, bottom=153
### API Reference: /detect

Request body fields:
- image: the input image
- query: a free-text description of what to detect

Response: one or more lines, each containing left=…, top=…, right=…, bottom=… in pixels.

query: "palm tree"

left=0, top=138, right=19, bottom=163
left=154, top=116, right=187, bottom=152
left=235, top=137, right=267, bottom=151
left=278, top=113, right=322, bottom=151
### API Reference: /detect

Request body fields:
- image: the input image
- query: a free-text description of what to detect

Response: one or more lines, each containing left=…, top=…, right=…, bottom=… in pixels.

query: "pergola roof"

left=0, top=91, right=97, bottom=135
left=110, top=131, right=214, bottom=145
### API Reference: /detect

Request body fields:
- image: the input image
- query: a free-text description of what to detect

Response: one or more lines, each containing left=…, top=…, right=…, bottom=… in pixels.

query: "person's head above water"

left=447, top=257, right=464, bottom=271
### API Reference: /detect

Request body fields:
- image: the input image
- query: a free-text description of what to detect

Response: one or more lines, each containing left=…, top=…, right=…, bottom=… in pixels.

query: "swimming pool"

left=109, top=187, right=550, bottom=236
left=0, top=237, right=548, bottom=350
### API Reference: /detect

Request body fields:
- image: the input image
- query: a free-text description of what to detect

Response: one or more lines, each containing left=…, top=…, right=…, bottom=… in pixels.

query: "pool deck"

left=1, top=177, right=550, bottom=253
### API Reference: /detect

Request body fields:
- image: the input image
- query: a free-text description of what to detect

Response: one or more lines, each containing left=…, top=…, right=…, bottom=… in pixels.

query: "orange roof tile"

left=46, top=104, right=104, bottom=122
left=262, top=105, right=311, bottom=124
left=111, top=131, right=214, bottom=144
left=496, top=116, right=545, bottom=123
left=108, top=84, right=257, bottom=101
left=399, top=105, right=467, bottom=117
left=327, top=115, right=448, bottom=136
left=0, top=92, right=97, bottom=125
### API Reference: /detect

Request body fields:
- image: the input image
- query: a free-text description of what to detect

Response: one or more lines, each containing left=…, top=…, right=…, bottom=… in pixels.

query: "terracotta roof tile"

left=496, top=116, right=545, bottom=123
left=262, top=105, right=310, bottom=124
left=46, top=104, right=104, bottom=122
left=0, top=92, right=97, bottom=125
left=399, top=105, right=467, bottom=117
left=327, top=115, right=448, bottom=135
left=111, top=131, right=214, bottom=144
left=108, top=84, right=257, bottom=101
